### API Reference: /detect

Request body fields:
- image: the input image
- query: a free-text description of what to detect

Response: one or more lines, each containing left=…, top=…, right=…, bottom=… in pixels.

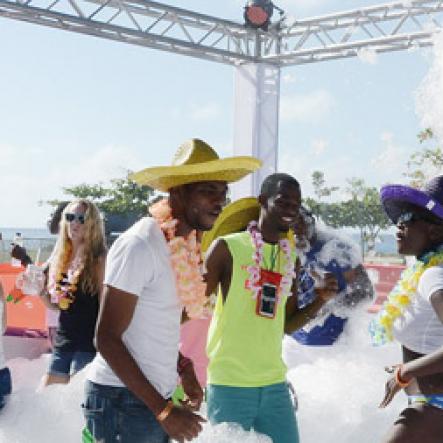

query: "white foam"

left=1, top=309, right=405, bottom=442
left=416, top=32, right=443, bottom=147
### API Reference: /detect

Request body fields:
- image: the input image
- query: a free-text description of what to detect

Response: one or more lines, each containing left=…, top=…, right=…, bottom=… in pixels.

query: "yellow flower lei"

left=369, top=251, right=443, bottom=345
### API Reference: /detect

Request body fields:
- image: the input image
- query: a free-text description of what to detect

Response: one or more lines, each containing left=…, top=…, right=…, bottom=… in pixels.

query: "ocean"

left=0, top=228, right=56, bottom=263
left=0, top=227, right=399, bottom=255
left=0, top=228, right=53, bottom=240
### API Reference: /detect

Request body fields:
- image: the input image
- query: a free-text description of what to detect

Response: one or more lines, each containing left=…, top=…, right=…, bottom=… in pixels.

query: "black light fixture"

left=244, top=0, right=284, bottom=31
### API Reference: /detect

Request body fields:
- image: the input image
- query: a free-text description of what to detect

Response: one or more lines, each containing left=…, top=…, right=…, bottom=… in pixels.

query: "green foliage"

left=311, top=170, right=339, bottom=200
left=46, top=173, right=154, bottom=216
left=404, top=128, right=443, bottom=188
left=304, top=176, right=390, bottom=257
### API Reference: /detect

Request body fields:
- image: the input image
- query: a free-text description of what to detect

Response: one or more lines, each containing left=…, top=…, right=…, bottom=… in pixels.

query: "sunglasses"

left=396, top=211, right=442, bottom=226
left=65, top=213, right=86, bottom=224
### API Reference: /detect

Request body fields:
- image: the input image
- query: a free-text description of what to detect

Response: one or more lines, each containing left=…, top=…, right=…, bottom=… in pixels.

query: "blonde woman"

left=41, top=199, right=106, bottom=386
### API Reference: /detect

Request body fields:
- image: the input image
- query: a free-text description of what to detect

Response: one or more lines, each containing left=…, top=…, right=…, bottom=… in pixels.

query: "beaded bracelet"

left=395, top=365, right=411, bottom=388
left=156, top=400, right=174, bottom=422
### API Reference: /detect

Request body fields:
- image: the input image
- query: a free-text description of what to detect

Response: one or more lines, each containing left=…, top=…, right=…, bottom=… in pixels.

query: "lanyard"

left=262, top=244, right=280, bottom=272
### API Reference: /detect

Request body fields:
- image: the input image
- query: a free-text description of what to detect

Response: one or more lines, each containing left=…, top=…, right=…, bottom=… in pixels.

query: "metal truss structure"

left=0, top=0, right=443, bottom=66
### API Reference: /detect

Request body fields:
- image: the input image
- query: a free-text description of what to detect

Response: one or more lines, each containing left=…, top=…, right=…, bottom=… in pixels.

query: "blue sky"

left=0, top=0, right=439, bottom=227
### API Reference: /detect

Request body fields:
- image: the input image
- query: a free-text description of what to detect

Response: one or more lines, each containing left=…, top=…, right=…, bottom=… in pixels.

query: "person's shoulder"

left=418, top=264, right=443, bottom=299
left=119, top=217, right=161, bottom=244
left=420, top=264, right=443, bottom=281
left=222, top=231, right=248, bottom=241
left=109, top=218, right=160, bottom=257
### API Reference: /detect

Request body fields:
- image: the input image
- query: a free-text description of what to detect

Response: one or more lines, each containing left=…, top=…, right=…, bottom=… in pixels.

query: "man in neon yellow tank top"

left=204, top=173, right=338, bottom=442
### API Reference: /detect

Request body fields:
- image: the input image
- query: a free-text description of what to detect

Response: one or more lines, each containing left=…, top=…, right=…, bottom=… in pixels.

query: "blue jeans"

left=0, top=367, right=12, bottom=410
left=207, top=382, right=299, bottom=443
left=48, top=349, right=96, bottom=376
left=83, top=380, right=169, bottom=443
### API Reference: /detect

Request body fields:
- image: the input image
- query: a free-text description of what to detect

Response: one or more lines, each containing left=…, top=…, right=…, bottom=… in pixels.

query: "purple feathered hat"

left=380, top=175, right=443, bottom=223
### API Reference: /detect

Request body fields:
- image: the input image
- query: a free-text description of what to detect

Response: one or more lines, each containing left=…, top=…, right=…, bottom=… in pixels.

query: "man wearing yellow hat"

left=83, top=139, right=261, bottom=443
left=203, top=173, right=338, bottom=443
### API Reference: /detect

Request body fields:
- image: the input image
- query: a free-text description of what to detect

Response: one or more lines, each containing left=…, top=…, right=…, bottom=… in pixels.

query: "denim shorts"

left=48, top=348, right=96, bottom=377
left=0, top=367, right=12, bottom=410
left=83, top=380, right=169, bottom=443
left=207, top=382, right=300, bottom=443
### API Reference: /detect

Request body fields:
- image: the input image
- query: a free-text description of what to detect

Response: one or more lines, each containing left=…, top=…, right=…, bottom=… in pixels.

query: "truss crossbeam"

left=0, top=0, right=442, bottom=65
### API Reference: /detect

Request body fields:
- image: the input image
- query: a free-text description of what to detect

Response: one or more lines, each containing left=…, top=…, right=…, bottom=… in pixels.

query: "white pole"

left=231, top=62, right=281, bottom=199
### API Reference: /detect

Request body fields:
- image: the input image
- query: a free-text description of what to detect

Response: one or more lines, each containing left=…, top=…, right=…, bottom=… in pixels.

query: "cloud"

left=282, top=72, right=297, bottom=84
left=170, top=102, right=221, bottom=122
left=279, top=0, right=333, bottom=15
left=280, top=90, right=335, bottom=123
left=311, top=138, right=328, bottom=156
left=190, top=102, right=221, bottom=121
left=0, top=144, right=143, bottom=227
left=369, top=132, right=410, bottom=184
left=357, top=48, right=378, bottom=65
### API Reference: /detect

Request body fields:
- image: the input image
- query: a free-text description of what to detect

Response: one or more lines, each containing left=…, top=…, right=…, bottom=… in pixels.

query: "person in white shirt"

left=84, top=139, right=261, bottom=443
left=372, top=175, right=443, bottom=442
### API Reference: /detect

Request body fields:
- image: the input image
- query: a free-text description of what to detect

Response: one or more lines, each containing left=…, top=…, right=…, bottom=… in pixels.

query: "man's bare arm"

left=95, top=285, right=166, bottom=413
left=285, top=272, right=338, bottom=334
left=204, top=238, right=231, bottom=302
left=95, top=285, right=204, bottom=442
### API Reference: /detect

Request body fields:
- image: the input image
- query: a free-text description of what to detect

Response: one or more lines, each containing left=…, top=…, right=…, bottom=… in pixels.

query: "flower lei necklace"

left=149, top=198, right=209, bottom=319
left=369, top=250, right=443, bottom=345
left=245, top=221, right=296, bottom=302
left=53, top=259, right=85, bottom=310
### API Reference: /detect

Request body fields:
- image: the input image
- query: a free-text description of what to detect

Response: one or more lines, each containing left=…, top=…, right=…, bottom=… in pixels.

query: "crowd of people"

left=0, top=138, right=442, bottom=443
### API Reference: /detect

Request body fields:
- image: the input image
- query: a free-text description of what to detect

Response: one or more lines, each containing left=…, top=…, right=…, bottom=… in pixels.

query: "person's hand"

left=312, top=271, right=338, bottom=301
left=379, top=365, right=410, bottom=408
left=180, top=364, right=204, bottom=411
left=161, top=405, right=205, bottom=442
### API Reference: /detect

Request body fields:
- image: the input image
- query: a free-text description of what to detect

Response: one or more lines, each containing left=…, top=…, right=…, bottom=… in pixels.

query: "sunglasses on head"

left=65, top=213, right=86, bottom=224
left=396, top=211, right=442, bottom=226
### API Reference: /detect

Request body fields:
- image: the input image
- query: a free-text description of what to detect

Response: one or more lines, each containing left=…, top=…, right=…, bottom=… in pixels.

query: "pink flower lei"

left=150, top=198, right=210, bottom=319
left=245, top=221, right=296, bottom=303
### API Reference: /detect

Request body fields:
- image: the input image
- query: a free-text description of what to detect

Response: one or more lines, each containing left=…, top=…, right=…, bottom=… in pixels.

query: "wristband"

left=395, top=365, right=411, bottom=388
left=156, top=400, right=174, bottom=422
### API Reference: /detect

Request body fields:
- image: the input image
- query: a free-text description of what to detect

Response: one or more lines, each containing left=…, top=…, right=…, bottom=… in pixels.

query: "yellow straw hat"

left=201, top=197, right=260, bottom=253
left=130, top=139, right=262, bottom=192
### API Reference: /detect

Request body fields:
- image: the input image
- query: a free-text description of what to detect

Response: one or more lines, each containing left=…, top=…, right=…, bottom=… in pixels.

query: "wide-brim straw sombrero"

left=201, top=197, right=260, bottom=253
left=380, top=175, right=443, bottom=223
left=130, top=139, right=262, bottom=192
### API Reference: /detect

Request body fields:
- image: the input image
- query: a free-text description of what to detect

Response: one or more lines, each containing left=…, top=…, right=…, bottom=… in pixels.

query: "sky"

left=0, top=0, right=441, bottom=227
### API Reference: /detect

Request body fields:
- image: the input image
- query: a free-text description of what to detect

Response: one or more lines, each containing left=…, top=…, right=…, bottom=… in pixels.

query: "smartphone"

left=257, top=282, right=277, bottom=318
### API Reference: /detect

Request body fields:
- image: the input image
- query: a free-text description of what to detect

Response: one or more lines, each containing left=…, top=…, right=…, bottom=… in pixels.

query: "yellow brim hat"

left=131, top=157, right=262, bottom=192
left=130, top=139, right=262, bottom=192
left=201, top=197, right=260, bottom=253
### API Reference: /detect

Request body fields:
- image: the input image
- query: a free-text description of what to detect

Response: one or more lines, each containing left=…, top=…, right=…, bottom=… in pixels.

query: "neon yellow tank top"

left=206, top=231, right=294, bottom=387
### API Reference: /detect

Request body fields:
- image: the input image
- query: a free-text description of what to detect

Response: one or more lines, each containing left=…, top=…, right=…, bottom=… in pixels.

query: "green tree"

left=46, top=172, right=155, bottom=216
left=305, top=176, right=390, bottom=257
left=404, top=128, right=443, bottom=188
left=311, top=170, right=339, bottom=200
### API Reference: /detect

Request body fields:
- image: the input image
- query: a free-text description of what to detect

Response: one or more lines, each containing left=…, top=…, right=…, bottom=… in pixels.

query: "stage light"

left=244, top=1, right=284, bottom=31
left=244, top=0, right=273, bottom=30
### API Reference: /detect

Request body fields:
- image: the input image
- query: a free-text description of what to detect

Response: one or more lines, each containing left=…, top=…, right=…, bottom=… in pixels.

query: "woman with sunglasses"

left=371, top=176, right=443, bottom=442
left=40, top=199, right=106, bottom=386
